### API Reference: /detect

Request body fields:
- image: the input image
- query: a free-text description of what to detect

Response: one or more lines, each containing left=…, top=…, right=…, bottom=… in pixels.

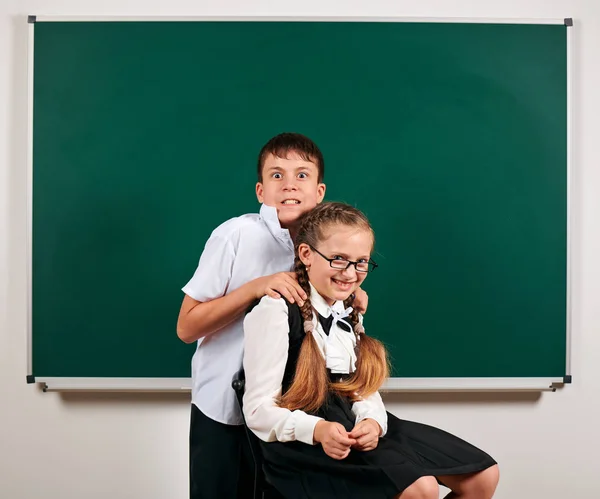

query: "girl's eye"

left=272, top=173, right=282, bottom=179
left=297, top=172, right=308, bottom=179
left=358, top=259, right=368, bottom=263
left=332, top=255, right=345, bottom=261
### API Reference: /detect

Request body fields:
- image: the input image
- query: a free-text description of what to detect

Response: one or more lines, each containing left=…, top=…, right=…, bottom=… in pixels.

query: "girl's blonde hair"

left=279, top=202, right=389, bottom=413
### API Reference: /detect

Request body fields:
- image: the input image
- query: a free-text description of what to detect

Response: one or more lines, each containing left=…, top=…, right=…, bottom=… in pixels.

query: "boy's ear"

left=298, top=243, right=312, bottom=266
left=317, top=183, right=326, bottom=203
left=256, top=182, right=264, bottom=203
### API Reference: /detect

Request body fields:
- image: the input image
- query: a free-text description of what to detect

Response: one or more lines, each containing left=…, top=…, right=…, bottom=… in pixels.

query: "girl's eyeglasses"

left=308, top=245, right=378, bottom=273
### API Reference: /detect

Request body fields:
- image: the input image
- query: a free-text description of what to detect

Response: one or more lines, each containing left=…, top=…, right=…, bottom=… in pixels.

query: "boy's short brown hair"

left=257, top=133, right=325, bottom=183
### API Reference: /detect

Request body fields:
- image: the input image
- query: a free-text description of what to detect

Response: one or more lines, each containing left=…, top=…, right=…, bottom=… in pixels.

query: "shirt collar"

left=259, top=204, right=293, bottom=249
left=309, top=282, right=347, bottom=318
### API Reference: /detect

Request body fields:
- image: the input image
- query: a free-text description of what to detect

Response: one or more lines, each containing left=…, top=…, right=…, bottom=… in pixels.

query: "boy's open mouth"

left=282, top=199, right=300, bottom=205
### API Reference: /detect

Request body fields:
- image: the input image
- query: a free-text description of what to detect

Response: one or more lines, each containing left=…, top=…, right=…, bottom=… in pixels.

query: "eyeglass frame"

left=307, top=245, right=378, bottom=273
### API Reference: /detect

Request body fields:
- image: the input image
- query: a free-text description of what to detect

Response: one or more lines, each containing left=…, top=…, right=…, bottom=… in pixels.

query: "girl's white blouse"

left=242, top=286, right=388, bottom=445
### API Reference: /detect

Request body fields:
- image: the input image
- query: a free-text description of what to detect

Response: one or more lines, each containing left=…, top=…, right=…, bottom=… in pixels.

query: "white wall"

left=1, top=1, right=598, bottom=498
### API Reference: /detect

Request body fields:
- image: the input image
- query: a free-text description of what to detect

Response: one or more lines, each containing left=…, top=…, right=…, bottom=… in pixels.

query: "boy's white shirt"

left=242, top=285, right=388, bottom=445
left=182, top=204, right=294, bottom=425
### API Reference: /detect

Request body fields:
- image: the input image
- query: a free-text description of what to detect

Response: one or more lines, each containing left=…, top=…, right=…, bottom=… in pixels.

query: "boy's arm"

left=177, top=272, right=307, bottom=344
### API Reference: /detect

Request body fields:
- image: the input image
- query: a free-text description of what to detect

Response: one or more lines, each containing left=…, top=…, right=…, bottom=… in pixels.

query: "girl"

left=243, top=202, right=499, bottom=499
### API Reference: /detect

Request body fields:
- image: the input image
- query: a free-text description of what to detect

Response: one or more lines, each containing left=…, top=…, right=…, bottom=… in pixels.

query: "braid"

left=278, top=256, right=328, bottom=413
left=333, top=296, right=389, bottom=401
left=343, top=296, right=361, bottom=343
left=295, top=257, right=314, bottom=324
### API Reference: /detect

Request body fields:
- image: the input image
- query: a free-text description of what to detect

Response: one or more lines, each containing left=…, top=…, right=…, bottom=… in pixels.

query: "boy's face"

left=256, top=152, right=326, bottom=230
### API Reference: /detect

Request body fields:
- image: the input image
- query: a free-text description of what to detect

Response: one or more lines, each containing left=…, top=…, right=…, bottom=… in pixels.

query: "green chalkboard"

left=30, top=19, right=568, bottom=387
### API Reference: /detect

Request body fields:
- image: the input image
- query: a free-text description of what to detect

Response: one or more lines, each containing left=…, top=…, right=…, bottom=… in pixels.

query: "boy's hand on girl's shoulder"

left=352, top=287, right=369, bottom=314
left=254, top=272, right=307, bottom=306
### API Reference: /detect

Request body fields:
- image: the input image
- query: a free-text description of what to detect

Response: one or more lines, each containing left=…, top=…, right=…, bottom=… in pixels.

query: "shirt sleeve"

left=182, top=234, right=235, bottom=302
left=351, top=390, right=388, bottom=437
left=351, top=313, right=388, bottom=436
left=243, top=296, right=323, bottom=445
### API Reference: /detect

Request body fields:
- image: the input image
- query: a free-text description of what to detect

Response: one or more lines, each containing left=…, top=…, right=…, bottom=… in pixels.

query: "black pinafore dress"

left=258, top=302, right=497, bottom=499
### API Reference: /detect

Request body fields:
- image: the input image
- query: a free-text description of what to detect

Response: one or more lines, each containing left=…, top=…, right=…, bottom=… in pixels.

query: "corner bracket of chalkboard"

left=26, top=375, right=35, bottom=384
left=564, top=18, right=573, bottom=27
left=563, top=375, right=572, bottom=383
left=28, top=15, right=37, bottom=24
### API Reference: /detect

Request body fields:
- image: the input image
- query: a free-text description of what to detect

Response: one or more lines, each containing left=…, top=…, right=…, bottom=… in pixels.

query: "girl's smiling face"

left=298, top=223, right=374, bottom=306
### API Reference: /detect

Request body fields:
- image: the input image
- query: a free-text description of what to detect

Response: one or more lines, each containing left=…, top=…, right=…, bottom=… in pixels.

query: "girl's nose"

left=340, top=265, right=357, bottom=278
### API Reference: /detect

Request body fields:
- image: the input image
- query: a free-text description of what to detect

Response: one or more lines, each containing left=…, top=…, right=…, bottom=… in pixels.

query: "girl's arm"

left=242, top=296, right=323, bottom=445
left=350, top=311, right=388, bottom=436
left=351, top=391, right=388, bottom=437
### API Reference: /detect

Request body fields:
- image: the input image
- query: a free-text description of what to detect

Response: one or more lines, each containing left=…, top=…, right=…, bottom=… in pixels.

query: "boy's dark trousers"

left=190, top=404, right=254, bottom=499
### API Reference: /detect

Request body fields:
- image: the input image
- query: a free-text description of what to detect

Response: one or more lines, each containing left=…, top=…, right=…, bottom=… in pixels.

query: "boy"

left=178, top=133, right=326, bottom=499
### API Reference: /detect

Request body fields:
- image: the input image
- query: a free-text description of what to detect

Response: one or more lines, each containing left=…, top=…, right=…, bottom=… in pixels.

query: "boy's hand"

left=348, top=419, right=381, bottom=452
left=352, top=287, right=369, bottom=314
left=254, top=272, right=307, bottom=306
left=313, top=421, right=356, bottom=460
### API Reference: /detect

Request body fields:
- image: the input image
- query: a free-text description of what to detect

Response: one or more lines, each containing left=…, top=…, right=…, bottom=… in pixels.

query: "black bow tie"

left=317, top=313, right=352, bottom=335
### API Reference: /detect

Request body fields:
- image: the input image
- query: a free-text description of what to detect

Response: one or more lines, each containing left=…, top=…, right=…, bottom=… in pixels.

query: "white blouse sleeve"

left=351, top=390, right=388, bottom=437
left=243, top=296, right=323, bottom=445
left=350, top=312, right=388, bottom=436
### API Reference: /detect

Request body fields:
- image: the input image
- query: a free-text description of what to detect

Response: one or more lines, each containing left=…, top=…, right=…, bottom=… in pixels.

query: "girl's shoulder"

left=246, top=295, right=287, bottom=317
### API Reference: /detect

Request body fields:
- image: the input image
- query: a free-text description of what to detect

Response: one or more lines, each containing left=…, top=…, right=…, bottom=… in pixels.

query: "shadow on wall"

left=47, top=385, right=546, bottom=407
left=383, top=389, right=544, bottom=406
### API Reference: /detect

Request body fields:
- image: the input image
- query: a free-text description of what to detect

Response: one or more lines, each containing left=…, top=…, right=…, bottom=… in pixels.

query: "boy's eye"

left=272, top=173, right=282, bottom=179
left=297, top=172, right=308, bottom=179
